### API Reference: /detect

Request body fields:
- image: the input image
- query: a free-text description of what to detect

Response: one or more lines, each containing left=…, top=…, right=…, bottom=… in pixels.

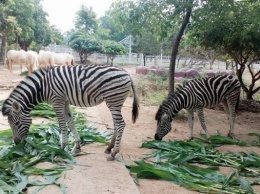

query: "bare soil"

left=0, top=64, right=260, bottom=194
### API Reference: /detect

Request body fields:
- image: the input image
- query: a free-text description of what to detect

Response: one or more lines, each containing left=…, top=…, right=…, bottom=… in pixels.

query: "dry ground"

left=0, top=64, right=260, bottom=194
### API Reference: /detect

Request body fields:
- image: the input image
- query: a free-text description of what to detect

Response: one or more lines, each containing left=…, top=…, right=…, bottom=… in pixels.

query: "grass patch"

left=135, top=73, right=168, bottom=106
left=20, top=71, right=28, bottom=76
left=0, top=103, right=110, bottom=193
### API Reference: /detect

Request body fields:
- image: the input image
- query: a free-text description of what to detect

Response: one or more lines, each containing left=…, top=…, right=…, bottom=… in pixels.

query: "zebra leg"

left=105, top=122, right=118, bottom=154
left=105, top=133, right=115, bottom=154
left=64, top=102, right=81, bottom=153
left=227, top=100, right=236, bottom=138
left=197, top=108, right=210, bottom=141
left=222, top=99, right=230, bottom=118
left=107, top=109, right=125, bottom=161
left=53, top=102, right=69, bottom=150
left=187, top=110, right=194, bottom=140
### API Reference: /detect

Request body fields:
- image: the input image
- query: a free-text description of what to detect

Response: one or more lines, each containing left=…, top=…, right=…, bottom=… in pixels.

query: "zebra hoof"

left=104, top=149, right=111, bottom=154
left=71, top=146, right=81, bottom=154
left=60, top=143, right=66, bottom=150
left=228, top=133, right=235, bottom=139
left=187, top=137, right=193, bottom=141
left=107, top=155, right=115, bottom=161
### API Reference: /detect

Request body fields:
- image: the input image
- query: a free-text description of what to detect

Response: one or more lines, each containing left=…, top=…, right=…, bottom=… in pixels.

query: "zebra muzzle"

left=14, top=136, right=21, bottom=145
left=154, top=134, right=162, bottom=141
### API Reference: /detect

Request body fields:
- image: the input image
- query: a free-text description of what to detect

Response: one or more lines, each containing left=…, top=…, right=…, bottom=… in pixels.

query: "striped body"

left=155, top=75, right=240, bottom=141
left=2, top=65, right=139, bottom=160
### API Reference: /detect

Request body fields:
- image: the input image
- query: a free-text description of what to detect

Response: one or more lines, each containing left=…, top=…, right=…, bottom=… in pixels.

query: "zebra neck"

left=10, top=70, right=47, bottom=113
left=168, top=91, right=188, bottom=117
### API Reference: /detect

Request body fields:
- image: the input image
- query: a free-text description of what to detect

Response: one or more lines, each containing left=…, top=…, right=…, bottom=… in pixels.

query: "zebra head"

left=2, top=100, right=32, bottom=144
left=155, top=106, right=172, bottom=140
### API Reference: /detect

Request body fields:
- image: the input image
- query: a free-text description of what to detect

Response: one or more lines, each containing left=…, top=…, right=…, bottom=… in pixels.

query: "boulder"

left=136, top=66, right=148, bottom=75
left=186, top=69, right=199, bottom=78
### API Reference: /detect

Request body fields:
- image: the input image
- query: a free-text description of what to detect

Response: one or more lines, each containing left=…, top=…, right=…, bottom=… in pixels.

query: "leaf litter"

left=123, top=135, right=260, bottom=194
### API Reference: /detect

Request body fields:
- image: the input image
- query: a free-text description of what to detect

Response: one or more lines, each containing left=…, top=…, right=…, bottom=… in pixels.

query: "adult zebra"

left=155, top=75, right=240, bottom=141
left=2, top=65, right=139, bottom=160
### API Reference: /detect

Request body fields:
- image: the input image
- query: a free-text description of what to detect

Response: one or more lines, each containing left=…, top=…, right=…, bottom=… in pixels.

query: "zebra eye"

left=15, top=121, right=20, bottom=125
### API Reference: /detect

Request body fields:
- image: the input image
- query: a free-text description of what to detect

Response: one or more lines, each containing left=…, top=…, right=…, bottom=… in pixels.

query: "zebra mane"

left=155, top=83, right=185, bottom=121
left=1, top=67, right=50, bottom=116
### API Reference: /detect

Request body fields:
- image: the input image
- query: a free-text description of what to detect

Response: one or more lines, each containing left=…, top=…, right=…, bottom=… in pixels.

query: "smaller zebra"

left=155, top=75, right=241, bottom=141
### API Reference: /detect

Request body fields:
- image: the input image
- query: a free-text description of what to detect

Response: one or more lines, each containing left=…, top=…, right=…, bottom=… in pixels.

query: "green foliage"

left=102, top=40, right=126, bottom=64
left=136, top=72, right=168, bottom=106
left=74, top=5, right=98, bottom=33
left=0, top=103, right=110, bottom=193
left=68, top=30, right=102, bottom=63
left=189, top=0, right=260, bottom=99
left=0, top=0, right=60, bottom=51
left=33, top=1, right=52, bottom=46
left=99, top=13, right=127, bottom=41
left=50, top=25, right=64, bottom=45
left=191, top=0, right=260, bottom=54
left=124, top=136, right=260, bottom=193
left=102, top=40, right=126, bottom=55
left=133, top=31, right=163, bottom=56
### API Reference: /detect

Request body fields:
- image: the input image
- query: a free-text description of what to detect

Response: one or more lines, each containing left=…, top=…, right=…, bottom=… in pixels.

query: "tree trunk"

left=0, top=36, right=5, bottom=62
left=246, top=92, right=254, bottom=100
left=4, top=36, right=7, bottom=66
left=143, top=54, right=146, bottom=66
left=110, top=56, right=116, bottom=65
left=168, top=5, right=192, bottom=95
left=106, top=55, right=109, bottom=64
left=154, top=55, right=157, bottom=66
left=79, top=52, right=85, bottom=64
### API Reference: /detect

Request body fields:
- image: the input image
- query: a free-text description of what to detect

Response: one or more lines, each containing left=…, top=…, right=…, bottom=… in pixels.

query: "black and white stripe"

left=155, top=75, right=240, bottom=141
left=2, top=65, right=139, bottom=160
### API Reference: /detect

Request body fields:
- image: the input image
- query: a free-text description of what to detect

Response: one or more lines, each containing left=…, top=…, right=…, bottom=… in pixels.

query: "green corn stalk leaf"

left=223, top=171, right=237, bottom=187
left=204, top=134, right=248, bottom=147
left=0, top=102, right=112, bottom=193
left=128, top=138, right=260, bottom=193
left=14, top=172, right=28, bottom=192
left=60, top=184, right=68, bottom=194
left=168, top=153, right=197, bottom=164
left=239, top=178, right=254, bottom=194
left=0, top=179, right=20, bottom=193
left=25, top=139, right=74, bottom=161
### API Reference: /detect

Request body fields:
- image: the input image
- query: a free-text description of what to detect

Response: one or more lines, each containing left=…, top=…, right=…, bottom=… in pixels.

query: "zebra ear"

left=12, top=101, right=21, bottom=113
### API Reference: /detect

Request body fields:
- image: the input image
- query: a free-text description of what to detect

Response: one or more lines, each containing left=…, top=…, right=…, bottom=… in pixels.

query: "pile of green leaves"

left=0, top=103, right=110, bottom=194
left=125, top=136, right=260, bottom=194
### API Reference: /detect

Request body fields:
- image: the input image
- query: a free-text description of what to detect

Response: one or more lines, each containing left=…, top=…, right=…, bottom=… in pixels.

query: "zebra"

left=1, top=65, right=139, bottom=161
left=155, top=75, right=241, bottom=141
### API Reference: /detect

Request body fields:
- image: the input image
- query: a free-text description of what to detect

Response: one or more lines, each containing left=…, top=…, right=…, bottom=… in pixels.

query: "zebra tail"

left=131, top=78, right=139, bottom=123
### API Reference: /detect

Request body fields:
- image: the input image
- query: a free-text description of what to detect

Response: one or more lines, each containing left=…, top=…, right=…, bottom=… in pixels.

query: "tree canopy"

left=68, top=31, right=102, bottom=64
left=0, top=0, right=63, bottom=60
left=102, top=40, right=126, bottom=65
left=74, top=5, right=98, bottom=34
left=189, top=0, right=260, bottom=99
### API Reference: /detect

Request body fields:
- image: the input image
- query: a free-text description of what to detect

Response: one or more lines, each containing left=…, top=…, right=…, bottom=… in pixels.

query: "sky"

left=41, top=0, right=116, bottom=33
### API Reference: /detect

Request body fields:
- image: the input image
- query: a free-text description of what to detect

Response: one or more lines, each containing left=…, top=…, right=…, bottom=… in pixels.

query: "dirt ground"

left=0, top=64, right=260, bottom=194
